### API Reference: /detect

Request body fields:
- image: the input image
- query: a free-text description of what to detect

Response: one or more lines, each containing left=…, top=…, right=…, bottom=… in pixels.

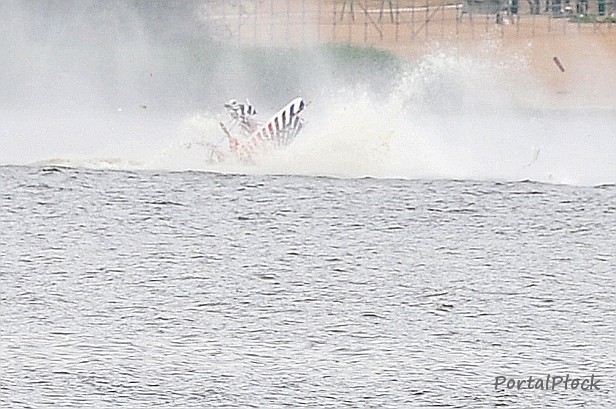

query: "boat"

left=207, top=97, right=307, bottom=163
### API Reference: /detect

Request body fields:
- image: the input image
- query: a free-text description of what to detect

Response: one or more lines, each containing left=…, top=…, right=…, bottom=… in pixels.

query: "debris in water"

left=553, top=57, right=565, bottom=73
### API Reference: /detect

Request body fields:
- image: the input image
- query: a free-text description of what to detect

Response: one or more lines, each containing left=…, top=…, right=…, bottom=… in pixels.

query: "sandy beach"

left=210, top=0, right=616, bottom=105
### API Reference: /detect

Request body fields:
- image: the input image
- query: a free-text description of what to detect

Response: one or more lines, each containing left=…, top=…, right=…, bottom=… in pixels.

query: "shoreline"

left=204, top=1, right=616, bottom=106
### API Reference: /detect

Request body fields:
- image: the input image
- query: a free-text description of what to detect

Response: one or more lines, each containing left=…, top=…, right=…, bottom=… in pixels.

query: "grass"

left=172, top=43, right=405, bottom=108
left=568, top=14, right=616, bottom=23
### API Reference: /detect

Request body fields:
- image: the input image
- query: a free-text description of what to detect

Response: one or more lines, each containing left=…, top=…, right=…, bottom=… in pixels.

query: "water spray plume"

left=1, top=1, right=614, bottom=186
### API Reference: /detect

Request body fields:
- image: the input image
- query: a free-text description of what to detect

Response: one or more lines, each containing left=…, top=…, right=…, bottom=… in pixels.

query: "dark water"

left=1, top=165, right=615, bottom=408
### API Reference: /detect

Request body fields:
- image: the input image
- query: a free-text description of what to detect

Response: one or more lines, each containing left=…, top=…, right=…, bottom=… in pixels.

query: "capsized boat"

left=207, top=97, right=307, bottom=163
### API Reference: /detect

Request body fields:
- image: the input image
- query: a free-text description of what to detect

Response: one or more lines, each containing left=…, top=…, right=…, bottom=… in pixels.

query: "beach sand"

left=325, top=1, right=616, bottom=106
left=229, top=0, right=616, bottom=106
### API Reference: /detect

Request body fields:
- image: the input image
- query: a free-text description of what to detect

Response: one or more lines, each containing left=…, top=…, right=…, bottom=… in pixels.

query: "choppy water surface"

left=1, top=165, right=615, bottom=408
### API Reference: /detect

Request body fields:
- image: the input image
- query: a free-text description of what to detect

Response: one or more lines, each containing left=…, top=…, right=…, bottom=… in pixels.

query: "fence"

left=198, top=0, right=616, bottom=47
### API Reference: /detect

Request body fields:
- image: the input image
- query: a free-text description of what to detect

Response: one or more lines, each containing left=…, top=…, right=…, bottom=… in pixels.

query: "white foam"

left=158, top=49, right=616, bottom=186
left=6, top=48, right=616, bottom=186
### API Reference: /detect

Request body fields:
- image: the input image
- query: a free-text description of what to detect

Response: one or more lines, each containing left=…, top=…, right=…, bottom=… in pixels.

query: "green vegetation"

left=568, top=15, right=616, bottom=23
left=178, top=43, right=405, bottom=109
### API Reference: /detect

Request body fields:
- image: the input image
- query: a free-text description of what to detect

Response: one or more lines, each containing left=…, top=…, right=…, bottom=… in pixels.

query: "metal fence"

left=198, top=0, right=616, bottom=46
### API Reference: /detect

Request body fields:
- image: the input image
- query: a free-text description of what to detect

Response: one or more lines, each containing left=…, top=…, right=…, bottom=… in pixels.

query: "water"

left=3, top=0, right=616, bottom=184
left=4, top=46, right=616, bottom=185
left=2, top=2, right=616, bottom=406
left=2, top=165, right=615, bottom=408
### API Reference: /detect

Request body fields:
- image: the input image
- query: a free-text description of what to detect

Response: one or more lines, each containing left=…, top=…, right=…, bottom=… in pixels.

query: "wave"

left=152, top=49, right=616, bottom=186
left=6, top=46, right=616, bottom=186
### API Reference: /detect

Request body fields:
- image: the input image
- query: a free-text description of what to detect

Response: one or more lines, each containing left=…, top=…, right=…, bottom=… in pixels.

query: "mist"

left=1, top=0, right=615, bottom=185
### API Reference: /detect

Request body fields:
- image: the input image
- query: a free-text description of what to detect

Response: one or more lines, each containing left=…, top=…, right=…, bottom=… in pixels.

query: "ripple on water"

left=0, top=166, right=615, bottom=407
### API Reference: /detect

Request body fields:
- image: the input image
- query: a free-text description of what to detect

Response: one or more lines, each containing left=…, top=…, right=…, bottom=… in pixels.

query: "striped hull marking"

left=232, top=97, right=306, bottom=161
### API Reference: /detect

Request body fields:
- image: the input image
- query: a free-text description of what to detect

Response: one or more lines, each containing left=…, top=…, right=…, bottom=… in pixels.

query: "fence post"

left=318, top=0, right=322, bottom=42
left=425, top=0, right=430, bottom=38
left=333, top=1, right=337, bottom=42
left=441, top=0, right=445, bottom=37
left=395, top=0, right=400, bottom=41
left=270, top=0, right=274, bottom=44
left=237, top=0, right=242, bottom=45
left=253, top=0, right=258, bottom=45
left=302, top=0, right=306, bottom=43
left=412, top=0, right=416, bottom=39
